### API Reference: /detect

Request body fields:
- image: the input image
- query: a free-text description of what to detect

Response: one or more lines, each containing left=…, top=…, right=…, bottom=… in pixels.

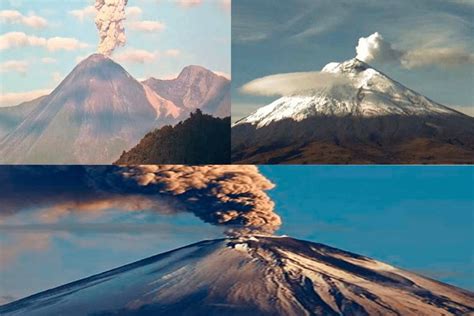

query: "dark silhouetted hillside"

left=115, top=110, right=230, bottom=164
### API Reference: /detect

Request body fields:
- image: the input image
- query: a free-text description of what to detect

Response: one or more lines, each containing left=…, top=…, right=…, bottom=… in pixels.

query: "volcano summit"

left=232, top=59, right=474, bottom=164
left=1, top=236, right=473, bottom=316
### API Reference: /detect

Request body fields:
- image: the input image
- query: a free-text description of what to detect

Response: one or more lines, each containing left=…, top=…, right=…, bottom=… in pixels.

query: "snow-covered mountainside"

left=232, top=58, right=474, bottom=164
left=234, top=58, right=463, bottom=129
left=1, top=237, right=473, bottom=316
left=0, top=54, right=230, bottom=164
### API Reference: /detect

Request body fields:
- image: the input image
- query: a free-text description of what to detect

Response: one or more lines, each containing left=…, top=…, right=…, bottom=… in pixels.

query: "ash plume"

left=0, top=165, right=281, bottom=236
left=121, top=165, right=281, bottom=236
left=95, top=0, right=128, bottom=56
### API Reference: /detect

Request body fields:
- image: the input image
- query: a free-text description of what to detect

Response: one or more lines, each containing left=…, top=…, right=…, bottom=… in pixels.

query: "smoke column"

left=95, top=0, right=128, bottom=56
left=0, top=165, right=282, bottom=236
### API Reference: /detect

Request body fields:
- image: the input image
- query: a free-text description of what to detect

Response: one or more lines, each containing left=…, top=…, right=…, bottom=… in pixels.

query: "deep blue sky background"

left=232, top=0, right=474, bottom=121
left=1, top=166, right=473, bottom=303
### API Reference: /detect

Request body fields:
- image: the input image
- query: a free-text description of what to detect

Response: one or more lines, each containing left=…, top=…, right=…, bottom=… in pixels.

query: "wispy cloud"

left=0, top=10, right=48, bottom=28
left=0, top=88, right=51, bottom=107
left=0, top=32, right=89, bottom=52
left=0, top=60, right=28, bottom=74
left=129, top=20, right=166, bottom=32
left=241, top=71, right=350, bottom=97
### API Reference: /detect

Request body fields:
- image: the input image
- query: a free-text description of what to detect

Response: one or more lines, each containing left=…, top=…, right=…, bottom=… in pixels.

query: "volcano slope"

left=0, top=54, right=230, bottom=164
left=1, top=237, right=473, bottom=316
left=232, top=59, right=474, bottom=164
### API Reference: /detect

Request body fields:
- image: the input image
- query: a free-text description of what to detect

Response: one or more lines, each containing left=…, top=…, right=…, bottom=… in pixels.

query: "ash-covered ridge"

left=2, top=236, right=472, bottom=316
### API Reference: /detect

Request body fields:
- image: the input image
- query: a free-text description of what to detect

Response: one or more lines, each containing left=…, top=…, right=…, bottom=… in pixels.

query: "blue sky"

left=0, top=0, right=230, bottom=107
left=0, top=165, right=472, bottom=304
left=232, top=0, right=474, bottom=121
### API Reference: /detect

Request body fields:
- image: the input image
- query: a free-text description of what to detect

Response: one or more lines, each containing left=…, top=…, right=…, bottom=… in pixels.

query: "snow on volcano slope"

left=235, top=59, right=464, bottom=129
left=1, top=237, right=473, bottom=316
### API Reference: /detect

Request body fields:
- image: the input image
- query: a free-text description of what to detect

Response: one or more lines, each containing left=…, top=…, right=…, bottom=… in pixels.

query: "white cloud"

left=0, top=32, right=89, bottom=52
left=240, top=71, right=350, bottom=97
left=69, top=5, right=96, bottom=22
left=126, top=6, right=143, bottom=19
left=129, top=20, right=166, bottom=32
left=0, top=10, right=48, bottom=28
left=355, top=32, right=474, bottom=69
left=46, top=37, right=89, bottom=52
left=0, top=32, right=46, bottom=50
left=175, top=0, right=203, bottom=8
left=0, top=60, right=28, bottom=73
left=0, top=88, right=51, bottom=107
left=164, top=49, right=180, bottom=57
left=356, top=32, right=402, bottom=64
left=114, top=49, right=158, bottom=64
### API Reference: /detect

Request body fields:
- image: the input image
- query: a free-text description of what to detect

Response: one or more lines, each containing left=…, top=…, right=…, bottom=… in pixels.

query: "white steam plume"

left=95, top=0, right=128, bottom=56
left=355, top=32, right=474, bottom=69
left=356, top=32, right=402, bottom=64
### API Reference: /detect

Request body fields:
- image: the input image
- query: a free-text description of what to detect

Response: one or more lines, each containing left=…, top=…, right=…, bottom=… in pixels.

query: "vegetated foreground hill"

left=232, top=58, right=474, bottom=164
left=115, top=110, right=230, bottom=164
left=2, top=236, right=473, bottom=316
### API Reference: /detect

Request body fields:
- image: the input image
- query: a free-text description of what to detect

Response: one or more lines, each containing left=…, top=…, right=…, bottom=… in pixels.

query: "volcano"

left=1, top=237, right=473, bottom=316
left=0, top=54, right=230, bottom=164
left=232, top=59, right=474, bottom=164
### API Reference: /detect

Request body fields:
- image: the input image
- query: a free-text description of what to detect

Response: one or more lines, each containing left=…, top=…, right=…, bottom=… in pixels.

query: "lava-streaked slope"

left=1, top=237, right=472, bottom=316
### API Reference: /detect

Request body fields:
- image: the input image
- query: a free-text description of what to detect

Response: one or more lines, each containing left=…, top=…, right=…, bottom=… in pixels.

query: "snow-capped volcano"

left=232, top=58, right=474, bottom=164
left=1, top=237, right=473, bottom=316
left=234, top=59, right=462, bottom=129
